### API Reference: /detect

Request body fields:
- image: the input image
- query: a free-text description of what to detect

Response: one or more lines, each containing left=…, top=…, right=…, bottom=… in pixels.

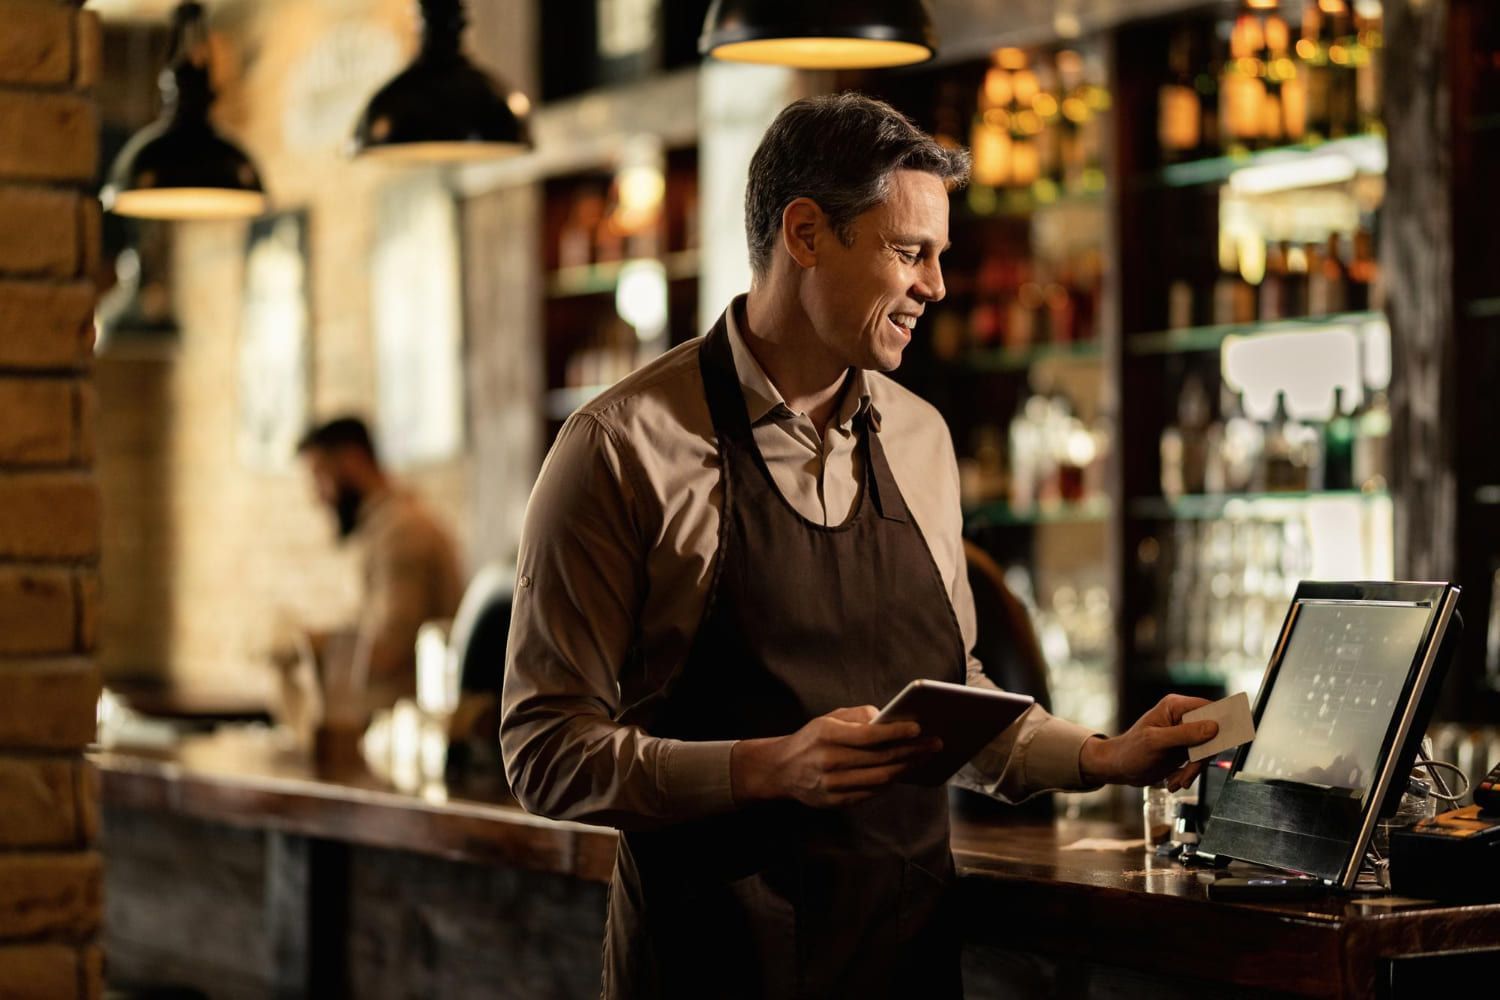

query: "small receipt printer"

left=1389, top=804, right=1500, bottom=903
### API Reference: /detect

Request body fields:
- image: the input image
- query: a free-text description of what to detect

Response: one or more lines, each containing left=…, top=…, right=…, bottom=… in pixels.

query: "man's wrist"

left=730, top=737, right=782, bottom=804
left=1079, top=735, right=1112, bottom=786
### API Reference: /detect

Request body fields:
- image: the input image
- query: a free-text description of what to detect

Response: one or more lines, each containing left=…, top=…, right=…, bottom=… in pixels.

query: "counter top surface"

left=93, top=729, right=1500, bottom=930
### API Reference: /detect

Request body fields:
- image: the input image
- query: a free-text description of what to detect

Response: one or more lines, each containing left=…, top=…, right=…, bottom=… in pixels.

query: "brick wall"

left=0, top=1, right=105, bottom=996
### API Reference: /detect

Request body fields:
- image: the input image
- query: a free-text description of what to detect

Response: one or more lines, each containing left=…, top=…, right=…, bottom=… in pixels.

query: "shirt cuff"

left=658, top=739, right=738, bottom=817
left=1022, top=716, right=1107, bottom=793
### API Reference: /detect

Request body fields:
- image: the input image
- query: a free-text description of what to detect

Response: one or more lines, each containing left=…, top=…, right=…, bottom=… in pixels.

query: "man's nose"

left=914, top=259, right=945, bottom=303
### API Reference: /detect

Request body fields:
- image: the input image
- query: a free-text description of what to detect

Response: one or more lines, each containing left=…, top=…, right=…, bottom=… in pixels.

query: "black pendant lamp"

left=351, top=0, right=532, bottom=163
left=102, top=2, right=267, bottom=221
left=700, top=0, right=936, bottom=69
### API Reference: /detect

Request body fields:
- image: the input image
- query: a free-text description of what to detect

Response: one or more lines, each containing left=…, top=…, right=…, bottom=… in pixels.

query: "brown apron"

left=603, top=314, right=968, bottom=999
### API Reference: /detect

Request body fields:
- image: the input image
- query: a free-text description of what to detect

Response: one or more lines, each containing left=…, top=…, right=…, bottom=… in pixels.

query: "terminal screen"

left=1240, top=601, right=1431, bottom=796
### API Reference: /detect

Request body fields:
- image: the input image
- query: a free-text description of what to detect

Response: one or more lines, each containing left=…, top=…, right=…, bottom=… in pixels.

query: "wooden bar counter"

left=94, top=730, right=1500, bottom=999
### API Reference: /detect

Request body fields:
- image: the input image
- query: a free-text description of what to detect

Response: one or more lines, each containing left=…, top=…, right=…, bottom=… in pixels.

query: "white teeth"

left=890, top=315, right=917, bottom=330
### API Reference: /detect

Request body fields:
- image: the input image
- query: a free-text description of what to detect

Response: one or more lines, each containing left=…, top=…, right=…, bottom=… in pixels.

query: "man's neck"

left=742, top=286, right=851, bottom=435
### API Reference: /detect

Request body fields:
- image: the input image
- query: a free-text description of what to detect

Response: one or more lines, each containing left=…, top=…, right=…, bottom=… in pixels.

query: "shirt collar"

left=725, top=294, right=873, bottom=433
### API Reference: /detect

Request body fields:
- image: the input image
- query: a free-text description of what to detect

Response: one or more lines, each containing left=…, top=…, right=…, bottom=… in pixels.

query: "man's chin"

left=869, top=345, right=906, bottom=373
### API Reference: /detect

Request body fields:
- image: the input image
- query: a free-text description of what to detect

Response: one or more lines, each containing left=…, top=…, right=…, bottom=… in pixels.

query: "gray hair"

left=745, top=92, right=971, bottom=281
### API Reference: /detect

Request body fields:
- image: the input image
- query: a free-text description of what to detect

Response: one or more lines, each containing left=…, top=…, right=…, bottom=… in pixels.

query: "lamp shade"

left=700, top=0, right=936, bottom=69
left=102, top=2, right=267, bottom=220
left=350, top=0, right=532, bottom=163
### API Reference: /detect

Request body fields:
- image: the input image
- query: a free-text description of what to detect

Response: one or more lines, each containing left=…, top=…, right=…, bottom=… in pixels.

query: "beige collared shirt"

left=501, top=296, right=1100, bottom=830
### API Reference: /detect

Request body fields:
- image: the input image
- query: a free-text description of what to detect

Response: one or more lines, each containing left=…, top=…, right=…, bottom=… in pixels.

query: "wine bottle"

left=1323, top=386, right=1356, bottom=490
left=1160, top=26, right=1202, bottom=161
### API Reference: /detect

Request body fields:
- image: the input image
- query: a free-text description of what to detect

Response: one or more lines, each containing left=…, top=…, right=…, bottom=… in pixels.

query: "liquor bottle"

left=1073, top=248, right=1104, bottom=342
left=1161, top=374, right=1213, bottom=500
left=1323, top=386, right=1356, bottom=490
left=1012, top=279, right=1045, bottom=350
left=1300, top=1, right=1334, bottom=141
left=1218, top=390, right=1265, bottom=493
left=1214, top=235, right=1258, bottom=325
left=1325, top=1, right=1359, bottom=138
left=1160, top=26, right=1202, bottom=161
left=1221, top=13, right=1266, bottom=153
left=1009, top=59, right=1042, bottom=189
left=1035, top=55, right=1064, bottom=184
left=1056, top=49, right=1088, bottom=192
left=1284, top=242, right=1309, bottom=317
left=1259, top=241, right=1288, bottom=321
left=1169, top=279, right=1194, bottom=331
left=1353, top=2, right=1384, bottom=135
left=1347, top=224, right=1377, bottom=312
left=1266, top=12, right=1306, bottom=143
left=1263, top=391, right=1306, bottom=492
left=1353, top=388, right=1391, bottom=491
left=1308, top=233, right=1349, bottom=315
left=1259, top=12, right=1290, bottom=147
left=1008, top=394, right=1040, bottom=512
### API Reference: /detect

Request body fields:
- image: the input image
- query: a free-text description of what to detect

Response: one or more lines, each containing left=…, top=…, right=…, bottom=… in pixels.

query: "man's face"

left=801, top=169, right=950, bottom=372
left=301, top=447, right=364, bottom=539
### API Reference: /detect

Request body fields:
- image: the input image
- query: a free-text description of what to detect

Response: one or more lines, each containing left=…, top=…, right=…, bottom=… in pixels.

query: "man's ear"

left=780, top=197, right=823, bottom=270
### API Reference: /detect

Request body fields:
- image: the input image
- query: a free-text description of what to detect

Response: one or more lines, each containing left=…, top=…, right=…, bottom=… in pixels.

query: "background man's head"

left=744, top=93, right=971, bottom=371
left=296, top=416, right=385, bottom=539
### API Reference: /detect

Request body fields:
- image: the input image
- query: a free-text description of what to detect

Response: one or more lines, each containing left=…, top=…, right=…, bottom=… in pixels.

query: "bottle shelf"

left=1128, top=310, right=1385, bottom=356
left=962, top=183, right=1107, bottom=220
left=545, top=249, right=699, bottom=299
left=1145, top=133, right=1386, bottom=190
left=965, top=497, right=1112, bottom=528
left=1131, top=489, right=1391, bottom=521
left=954, top=339, right=1104, bottom=373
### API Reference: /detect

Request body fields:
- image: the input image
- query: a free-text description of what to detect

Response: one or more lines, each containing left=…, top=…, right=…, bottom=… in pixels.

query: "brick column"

left=0, top=1, right=105, bottom=997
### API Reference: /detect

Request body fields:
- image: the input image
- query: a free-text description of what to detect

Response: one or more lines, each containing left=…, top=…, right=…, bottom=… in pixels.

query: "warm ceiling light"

left=699, top=0, right=935, bottom=70
left=102, top=1, right=267, bottom=220
left=351, top=0, right=532, bottom=162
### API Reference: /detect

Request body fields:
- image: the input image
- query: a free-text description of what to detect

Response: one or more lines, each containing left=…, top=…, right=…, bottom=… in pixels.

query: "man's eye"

left=896, top=248, right=920, bottom=264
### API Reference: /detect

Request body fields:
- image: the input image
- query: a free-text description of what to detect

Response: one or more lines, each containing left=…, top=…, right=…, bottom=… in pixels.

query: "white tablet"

left=874, top=679, right=1035, bottom=786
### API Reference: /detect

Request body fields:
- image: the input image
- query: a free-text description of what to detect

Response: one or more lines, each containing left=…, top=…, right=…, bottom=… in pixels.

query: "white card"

left=1184, top=691, right=1255, bottom=763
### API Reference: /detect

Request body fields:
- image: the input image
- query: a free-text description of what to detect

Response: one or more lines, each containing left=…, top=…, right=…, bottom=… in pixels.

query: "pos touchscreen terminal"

left=1197, top=581, right=1462, bottom=889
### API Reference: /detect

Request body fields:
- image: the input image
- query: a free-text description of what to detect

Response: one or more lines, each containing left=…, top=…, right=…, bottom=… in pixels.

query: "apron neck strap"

left=863, top=411, right=908, bottom=523
left=700, top=311, right=907, bottom=523
left=699, top=313, right=757, bottom=449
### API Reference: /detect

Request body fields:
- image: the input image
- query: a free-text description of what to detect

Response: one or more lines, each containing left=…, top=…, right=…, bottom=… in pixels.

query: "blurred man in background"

left=285, top=416, right=464, bottom=727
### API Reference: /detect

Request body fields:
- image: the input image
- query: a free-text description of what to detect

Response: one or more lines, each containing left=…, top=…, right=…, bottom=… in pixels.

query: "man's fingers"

left=1166, top=761, right=1205, bottom=793
left=825, top=717, right=922, bottom=746
left=1161, top=694, right=1213, bottom=725
left=826, top=738, right=941, bottom=770
left=828, top=705, right=880, bottom=724
left=823, top=763, right=908, bottom=792
left=1154, top=720, right=1219, bottom=748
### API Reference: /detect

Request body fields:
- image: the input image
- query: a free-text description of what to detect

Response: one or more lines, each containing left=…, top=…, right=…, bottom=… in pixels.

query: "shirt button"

left=518, top=574, right=532, bottom=588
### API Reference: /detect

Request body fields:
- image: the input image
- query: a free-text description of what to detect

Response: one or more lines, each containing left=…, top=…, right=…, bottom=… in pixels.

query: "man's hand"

left=1078, top=695, right=1219, bottom=792
left=731, top=705, right=943, bottom=808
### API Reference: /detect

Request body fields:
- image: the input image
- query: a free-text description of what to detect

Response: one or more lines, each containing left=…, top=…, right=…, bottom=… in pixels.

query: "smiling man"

left=501, top=93, right=1217, bottom=999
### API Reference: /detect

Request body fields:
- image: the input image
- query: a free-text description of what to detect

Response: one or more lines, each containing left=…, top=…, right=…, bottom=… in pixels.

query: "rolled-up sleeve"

left=500, top=412, right=736, bottom=830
